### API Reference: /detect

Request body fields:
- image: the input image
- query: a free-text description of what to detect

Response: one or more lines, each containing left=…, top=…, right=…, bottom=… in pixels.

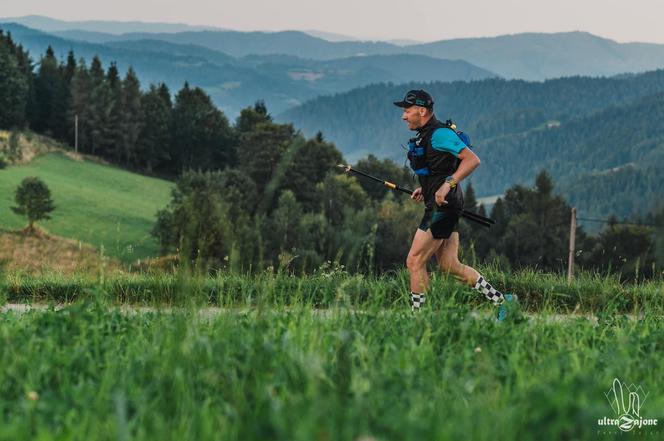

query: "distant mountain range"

left=7, top=15, right=664, bottom=81
left=301, top=30, right=358, bottom=42
left=407, top=32, right=664, bottom=81
left=0, top=15, right=223, bottom=34
left=39, top=28, right=664, bottom=80
left=3, top=15, right=367, bottom=42
left=0, top=22, right=495, bottom=116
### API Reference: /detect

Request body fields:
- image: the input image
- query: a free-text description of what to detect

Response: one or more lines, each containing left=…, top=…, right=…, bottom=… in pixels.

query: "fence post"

left=75, top=114, right=79, bottom=154
left=568, top=207, right=577, bottom=283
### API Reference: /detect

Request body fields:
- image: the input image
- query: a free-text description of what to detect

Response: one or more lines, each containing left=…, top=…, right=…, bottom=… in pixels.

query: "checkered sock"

left=410, top=292, right=426, bottom=311
left=473, top=276, right=504, bottom=305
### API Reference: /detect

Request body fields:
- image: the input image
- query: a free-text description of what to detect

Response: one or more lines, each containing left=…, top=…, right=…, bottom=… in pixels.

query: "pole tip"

left=337, top=164, right=351, bottom=172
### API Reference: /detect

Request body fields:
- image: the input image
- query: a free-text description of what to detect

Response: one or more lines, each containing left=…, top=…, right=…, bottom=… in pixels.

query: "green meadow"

left=0, top=269, right=663, bottom=441
left=0, top=152, right=173, bottom=263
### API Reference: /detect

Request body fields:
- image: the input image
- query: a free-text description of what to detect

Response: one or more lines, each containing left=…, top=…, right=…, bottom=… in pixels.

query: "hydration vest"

left=406, top=118, right=471, bottom=177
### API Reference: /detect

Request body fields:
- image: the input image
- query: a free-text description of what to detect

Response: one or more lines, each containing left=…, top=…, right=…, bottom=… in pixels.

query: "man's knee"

left=406, top=252, right=426, bottom=272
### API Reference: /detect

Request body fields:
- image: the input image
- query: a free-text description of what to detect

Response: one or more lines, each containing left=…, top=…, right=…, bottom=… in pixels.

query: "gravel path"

left=1, top=302, right=649, bottom=323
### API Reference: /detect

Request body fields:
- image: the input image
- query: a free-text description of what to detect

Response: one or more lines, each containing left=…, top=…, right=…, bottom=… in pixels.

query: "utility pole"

left=568, top=207, right=577, bottom=283
left=74, top=114, right=79, bottom=154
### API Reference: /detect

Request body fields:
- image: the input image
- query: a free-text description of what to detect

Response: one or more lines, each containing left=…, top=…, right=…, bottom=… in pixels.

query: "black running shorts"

left=418, top=207, right=459, bottom=239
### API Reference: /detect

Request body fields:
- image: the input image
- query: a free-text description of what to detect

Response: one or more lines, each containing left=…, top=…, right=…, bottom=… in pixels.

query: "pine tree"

left=35, top=46, right=58, bottom=132
left=119, top=68, right=143, bottom=166
left=3, top=31, right=35, bottom=128
left=235, top=102, right=294, bottom=195
left=68, top=59, right=92, bottom=152
left=104, top=61, right=124, bottom=161
left=56, top=50, right=77, bottom=142
left=0, top=32, right=29, bottom=129
left=33, top=46, right=67, bottom=137
left=139, top=83, right=172, bottom=173
left=171, top=83, right=234, bottom=173
left=63, top=50, right=77, bottom=83
left=464, top=182, right=478, bottom=211
left=88, top=56, right=111, bottom=157
left=494, top=172, right=575, bottom=270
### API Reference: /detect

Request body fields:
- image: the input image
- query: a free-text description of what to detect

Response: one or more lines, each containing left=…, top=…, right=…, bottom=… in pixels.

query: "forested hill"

left=280, top=72, right=664, bottom=220
left=280, top=71, right=664, bottom=160
left=478, top=91, right=664, bottom=220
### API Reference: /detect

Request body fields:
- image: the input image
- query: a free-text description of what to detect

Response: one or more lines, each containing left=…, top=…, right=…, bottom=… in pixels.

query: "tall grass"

left=1, top=268, right=662, bottom=314
left=0, top=291, right=662, bottom=440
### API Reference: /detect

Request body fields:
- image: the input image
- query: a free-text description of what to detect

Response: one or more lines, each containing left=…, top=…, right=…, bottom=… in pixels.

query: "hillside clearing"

left=0, top=151, right=173, bottom=263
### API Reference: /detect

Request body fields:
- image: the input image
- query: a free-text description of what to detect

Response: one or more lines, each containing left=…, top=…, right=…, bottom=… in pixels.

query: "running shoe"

left=497, top=293, right=518, bottom=321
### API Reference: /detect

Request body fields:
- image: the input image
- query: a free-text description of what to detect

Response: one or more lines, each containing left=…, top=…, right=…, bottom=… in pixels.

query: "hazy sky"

left=4, top=0, right=664, bottom=43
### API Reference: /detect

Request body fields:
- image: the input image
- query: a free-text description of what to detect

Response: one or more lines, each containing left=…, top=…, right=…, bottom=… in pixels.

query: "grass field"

left=0, top=152, right=173, bottom=263
left=2, top=267, right=662, bottom=314
left=0, top=273, right=662, bottom=440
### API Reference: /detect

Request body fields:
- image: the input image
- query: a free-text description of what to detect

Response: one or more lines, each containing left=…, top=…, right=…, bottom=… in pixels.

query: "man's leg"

left=406, top=228, right=444, bottom=310
left=435, top=232, right=505, bottom=304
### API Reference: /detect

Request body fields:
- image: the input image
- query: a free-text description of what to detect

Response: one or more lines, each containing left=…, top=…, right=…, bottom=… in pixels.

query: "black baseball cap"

left=393, top=89, right=434, bottom=109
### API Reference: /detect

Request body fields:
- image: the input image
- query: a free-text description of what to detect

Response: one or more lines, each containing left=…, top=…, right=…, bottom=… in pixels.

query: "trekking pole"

left=338, top=164, right=495, bottom=228
left=338, top=164, right=414, bottom=194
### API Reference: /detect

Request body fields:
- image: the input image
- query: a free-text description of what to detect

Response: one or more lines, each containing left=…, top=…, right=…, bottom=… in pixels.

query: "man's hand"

left=435, top=183, right=450, bottom=206
left=411, top=187, right=424, bottom=202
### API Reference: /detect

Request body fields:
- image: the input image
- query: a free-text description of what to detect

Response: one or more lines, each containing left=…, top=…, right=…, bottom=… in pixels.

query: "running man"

left=393, top=89, right=515, bottom=319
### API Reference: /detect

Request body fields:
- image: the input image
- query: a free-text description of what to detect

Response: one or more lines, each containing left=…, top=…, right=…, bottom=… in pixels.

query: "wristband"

left=445, top=176, right=457, bottom=189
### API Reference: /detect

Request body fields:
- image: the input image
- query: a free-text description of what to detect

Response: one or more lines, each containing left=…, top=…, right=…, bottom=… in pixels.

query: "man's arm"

left=450, top=147, right=481, bottom=183
left=434, top=148, right=480, bottom=206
